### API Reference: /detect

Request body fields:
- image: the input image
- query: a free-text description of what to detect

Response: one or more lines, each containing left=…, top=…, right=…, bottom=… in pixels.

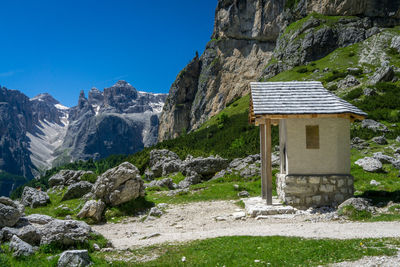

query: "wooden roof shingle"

left=250, top=81, right=367, bottom=120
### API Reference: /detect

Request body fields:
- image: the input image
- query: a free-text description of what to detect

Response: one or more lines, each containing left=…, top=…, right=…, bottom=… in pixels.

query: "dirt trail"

left=93, top=200, right=400, bottom=250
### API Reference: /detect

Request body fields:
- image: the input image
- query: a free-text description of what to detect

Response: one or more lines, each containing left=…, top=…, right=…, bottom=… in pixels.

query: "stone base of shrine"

left=276, top=173, right=354, bottom=210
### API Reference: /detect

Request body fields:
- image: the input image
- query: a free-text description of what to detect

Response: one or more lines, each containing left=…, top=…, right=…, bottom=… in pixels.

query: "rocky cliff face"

left=56, top=81, right=167, bottom=165
left=158, top=0, right=400, bottom=141
left=0, top=87, right=35, bottom=178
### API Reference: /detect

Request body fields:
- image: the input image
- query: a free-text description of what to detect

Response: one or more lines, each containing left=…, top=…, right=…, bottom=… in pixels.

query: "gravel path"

left=93, top=200, right=400, bottom=250
left=331, top=251, right=400, bottom=267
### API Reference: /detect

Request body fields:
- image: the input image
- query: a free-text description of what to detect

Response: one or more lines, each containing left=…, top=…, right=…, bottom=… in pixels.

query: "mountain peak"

left=31, top=93, right=60, bottom=105
left=112, top=80, right=130, bottom=87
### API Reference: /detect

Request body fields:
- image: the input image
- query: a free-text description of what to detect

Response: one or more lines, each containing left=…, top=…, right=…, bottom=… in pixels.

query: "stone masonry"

left=276, top=174, right=354, bottom=209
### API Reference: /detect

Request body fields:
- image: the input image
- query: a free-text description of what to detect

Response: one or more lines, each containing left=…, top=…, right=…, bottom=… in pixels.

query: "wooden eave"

left=251, top=113, right=366, bottom=126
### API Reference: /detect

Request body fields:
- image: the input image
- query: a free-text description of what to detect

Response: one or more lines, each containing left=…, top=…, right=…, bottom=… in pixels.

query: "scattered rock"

left=337, top=75, right=360, bottom=89
left=140, top=233, right=161, bottom=239
left=57, top=250, right=91, bottom=267
left=363, top=87, right=376, bottom=96
left=355, top=157, right=383, bottom=172
left=49, top=170, right=94, bottom=187
left=392, top=160, right=400, bottom=170
left=391, top=36, right=400, bottom=53
left=338, top=197, right=373, bottom=212
left=396, top=136, right=400, bottom=143
left=10, top=235, right=34, bottom=257
left=365, top=27, right=381, bottom=38
left=232, top=211, right=246, bottom=220
left=156, top=203, right=168, bottom=209
left=213, top=154, right=264, bottom=179
left=62, top=181, right=93, bottom=201
left=93, top=162, right=145, bottom=206
left=369, top=65, right=395, bottom=85
left=178, top=172, right=202, bottom=188
left=166, top=188, right=189, bottom=197
left=214, top=216, right=227, bottom=221
left=25, top=214, right=54, bottom=225
left=372, top=136, right=388, bottom=145
left=361, top=119, right=388, bottom=132
left=148, top=207, right=163, bottom=217
left=77, top=199, right=105, bottom=223
left=21, top=186, right=50, bottom=208
left=238, top=191, right=250, bottom=198
left=233, top=184, right=240, bottom=190
left=145, top=178, right=176, bottom=190
left=82, top=192, right=95, bottom=201
left=182, top=155, right=229, bottom=178
left=93, top=243, right=100, bottom=251
left=1, top=226, right=19, bottom=241
left=40, top=219, right=92, bottom=246
left=373, top=152, right=396, bottom=164
left=351, top=137, right=369, bottom=150
left=370, top=180, right=381, bottom=186
left=0, top=198, right=22, bottom=228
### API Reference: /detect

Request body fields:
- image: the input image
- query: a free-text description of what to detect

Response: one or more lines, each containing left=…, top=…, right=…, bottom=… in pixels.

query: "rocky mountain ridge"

left=0, top=81, right=167, bottom=187
left=56, top=81, right=166, bottom=165
left=158, top=0, right=400, bottom=141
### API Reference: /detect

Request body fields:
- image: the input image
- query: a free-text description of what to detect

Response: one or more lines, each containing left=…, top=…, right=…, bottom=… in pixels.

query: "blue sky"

left=0, top=0, right=217, bottom=107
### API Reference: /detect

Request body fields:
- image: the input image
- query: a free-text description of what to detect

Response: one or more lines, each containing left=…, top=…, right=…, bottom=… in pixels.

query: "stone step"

left=243, top=197, right=297, bottom=217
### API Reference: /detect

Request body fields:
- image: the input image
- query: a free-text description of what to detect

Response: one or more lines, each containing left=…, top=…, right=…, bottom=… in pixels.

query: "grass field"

left=2, top=236, right=399, bottom=267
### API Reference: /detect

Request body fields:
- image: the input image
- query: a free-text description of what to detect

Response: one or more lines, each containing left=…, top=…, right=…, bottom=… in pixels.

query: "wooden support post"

left=260, top=119, right=272, bottom=205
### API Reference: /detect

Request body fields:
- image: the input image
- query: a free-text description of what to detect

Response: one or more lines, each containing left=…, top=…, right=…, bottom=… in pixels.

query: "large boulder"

left=149, top=149, right=182, bottom=178
left=62, top=181, right=93, bottom=201
left=16, top=224, right=42, bottom=245
left=77, top=200, right=105, bottom=223
left=49, top=170, right=94, bottom=187
left=338, top=197, right=373, bottom=212
left=182, top=155, right=229, bottom=178
left=2, top=224, right=42, bottom=245
left=40, top=219, right=92, bottom=246
left=355, top=157, right=383, bottom=172
left=9, top=235, right=34, bottom=257
left=93, top=162, right=145, bottom=206
left=0, top=198, right=22, bottom=228
left=21, top=187, right=50, bottom=208
left=361, top=119, right=388, bottom=132
left=25, top=214, right=54, bottom=225
left=57, top=250, right=92, bottom=267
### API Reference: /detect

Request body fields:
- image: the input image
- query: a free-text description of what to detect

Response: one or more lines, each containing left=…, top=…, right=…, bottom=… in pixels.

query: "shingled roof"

left=250, top=81, right=367, bottom=122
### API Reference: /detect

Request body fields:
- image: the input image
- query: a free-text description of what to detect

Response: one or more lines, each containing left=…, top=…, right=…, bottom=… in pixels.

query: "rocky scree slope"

left=158, top=0, right=400, bottom=141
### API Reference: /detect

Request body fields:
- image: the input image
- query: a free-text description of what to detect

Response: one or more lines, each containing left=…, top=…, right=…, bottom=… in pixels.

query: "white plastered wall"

left=281, top=117, right=351, bottom=175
